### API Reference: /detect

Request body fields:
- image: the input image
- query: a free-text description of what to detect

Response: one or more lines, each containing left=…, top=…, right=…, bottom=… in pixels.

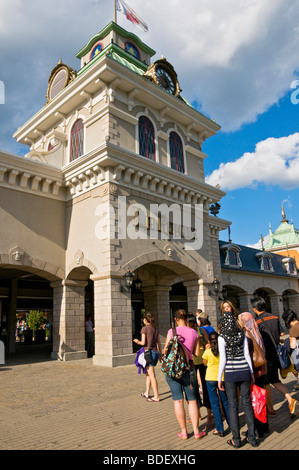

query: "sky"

left=1, top=0, right=299, bottom=247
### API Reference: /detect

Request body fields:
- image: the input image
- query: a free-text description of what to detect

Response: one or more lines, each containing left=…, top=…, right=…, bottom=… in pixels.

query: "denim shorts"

left=165, top=367, right=197, bottom=401
left=148, top=350, right=159, bottom=367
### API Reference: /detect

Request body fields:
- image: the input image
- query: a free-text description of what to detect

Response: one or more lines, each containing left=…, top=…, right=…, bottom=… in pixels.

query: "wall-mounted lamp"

left=134, top=276, right=142, bottom=292
left=120, top=269, right=135, bottom=293
left=209, top=203, right=221, bottom=216
left=208, top=278, right=227, bottom=301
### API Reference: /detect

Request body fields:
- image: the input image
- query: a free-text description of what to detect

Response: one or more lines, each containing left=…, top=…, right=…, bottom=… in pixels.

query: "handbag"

left=250, top=384, right=268, bottom=423
left=245, top=328, right=267, bottom=368
left=276, top=343, right=291, bottom=370
left=144, top=327, right=157, bottom=366
left=261, top=320, right=290, bottom=370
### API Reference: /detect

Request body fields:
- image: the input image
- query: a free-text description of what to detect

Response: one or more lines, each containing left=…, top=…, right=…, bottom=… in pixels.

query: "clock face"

left=155, top=66, right=176, bottom=94
left=49, top=68, right=68, bottom=101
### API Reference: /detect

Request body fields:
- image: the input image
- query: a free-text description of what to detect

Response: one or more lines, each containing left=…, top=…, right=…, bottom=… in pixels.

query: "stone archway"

left=91, top=254, right=210, bottom=367
left=0, top=262, right=63, bottom=360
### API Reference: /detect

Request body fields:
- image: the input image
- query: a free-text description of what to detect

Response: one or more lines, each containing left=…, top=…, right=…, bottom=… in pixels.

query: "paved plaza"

left=0, top=344, right=298, bottom=453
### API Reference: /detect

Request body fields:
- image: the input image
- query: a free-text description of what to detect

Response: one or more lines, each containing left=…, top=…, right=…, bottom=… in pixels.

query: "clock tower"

left=12, top=21, right=228, bottom=366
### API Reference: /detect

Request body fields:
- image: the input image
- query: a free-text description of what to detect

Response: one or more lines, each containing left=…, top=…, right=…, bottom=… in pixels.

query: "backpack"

left=161, top=327, right=190, bottom=379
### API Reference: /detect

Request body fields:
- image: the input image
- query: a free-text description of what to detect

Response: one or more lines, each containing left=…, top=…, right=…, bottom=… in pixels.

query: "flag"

left=116, top=0, right=148, bottom=32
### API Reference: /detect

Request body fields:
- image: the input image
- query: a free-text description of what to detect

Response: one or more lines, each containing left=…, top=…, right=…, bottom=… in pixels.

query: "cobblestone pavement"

left=1, top=344, right=298, bottom=453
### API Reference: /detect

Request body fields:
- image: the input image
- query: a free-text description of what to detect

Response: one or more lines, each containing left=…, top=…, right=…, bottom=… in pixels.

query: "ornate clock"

left=143, top=58, right=181, bottom=96
left=46, top=60, right=77, bottom=103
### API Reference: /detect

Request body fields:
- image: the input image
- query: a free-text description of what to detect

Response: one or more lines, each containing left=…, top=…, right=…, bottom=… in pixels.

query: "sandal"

left=140, top=393, right=149, bottom=398
left=147, top=397, right=160, bottom=402
left=178, top=432, right=188, bottom=440
left=227, top=439, right=239, bottom=449
left=194, top=431, right=207, bottom=439
left=213, top=430, right=224, bottom=437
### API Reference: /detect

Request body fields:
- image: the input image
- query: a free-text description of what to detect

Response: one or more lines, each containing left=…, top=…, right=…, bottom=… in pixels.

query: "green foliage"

left=27, top=310, right=44, bottom=333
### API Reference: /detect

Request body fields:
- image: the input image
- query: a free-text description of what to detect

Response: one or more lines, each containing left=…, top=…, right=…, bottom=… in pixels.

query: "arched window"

left=138, top=116, right=155, bottom=161
left=70, top=119, right=84, bottom=161
left=90, top=42, right=103, bottom=60
left=169, top=131, right=184, bottom=173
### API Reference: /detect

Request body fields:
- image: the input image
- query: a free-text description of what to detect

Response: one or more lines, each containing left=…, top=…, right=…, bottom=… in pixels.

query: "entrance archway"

left=127, top=258, right=200, bottom=341
left=0, top=264, right=59, bottom=362
left=64, top=266, right=94, bottom=360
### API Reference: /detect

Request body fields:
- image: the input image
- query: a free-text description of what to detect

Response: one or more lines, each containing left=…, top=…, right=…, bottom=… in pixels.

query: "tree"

left=27, top=310, right=44, bottom=340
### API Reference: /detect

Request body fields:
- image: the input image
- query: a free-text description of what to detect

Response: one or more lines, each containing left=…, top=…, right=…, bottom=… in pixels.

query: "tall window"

left=138, top=116, right=155, bottom=161
left=70, top=119, right=84, bottom=162
left=169, top=131, right=184, bottom=173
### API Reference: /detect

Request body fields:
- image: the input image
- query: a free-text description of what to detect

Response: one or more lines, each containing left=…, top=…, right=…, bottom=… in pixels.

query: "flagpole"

left=114, top=0, right=117, bottom=23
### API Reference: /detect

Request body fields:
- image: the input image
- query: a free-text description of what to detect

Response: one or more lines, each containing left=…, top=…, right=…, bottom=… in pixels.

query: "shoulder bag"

left=261, top=319, right=290, bottom=370
left=245, top=328, right=267, bottom=368
left=144, top=327, right=157, bottom=365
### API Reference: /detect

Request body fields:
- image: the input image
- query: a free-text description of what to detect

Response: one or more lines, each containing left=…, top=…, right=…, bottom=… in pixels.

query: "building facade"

left=1, top=22, right=298, bottom=365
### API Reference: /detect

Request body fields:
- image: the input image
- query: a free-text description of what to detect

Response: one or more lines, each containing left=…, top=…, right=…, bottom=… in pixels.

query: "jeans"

left=225, top=380, right=256, bottom=447
left=206, top=381, right=230, bottom=433
left=165, top=367, right=197, bottom=401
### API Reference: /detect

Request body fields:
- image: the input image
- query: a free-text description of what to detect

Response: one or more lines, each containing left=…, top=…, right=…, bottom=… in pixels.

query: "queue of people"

left=133, top=297, right=299, bottom=448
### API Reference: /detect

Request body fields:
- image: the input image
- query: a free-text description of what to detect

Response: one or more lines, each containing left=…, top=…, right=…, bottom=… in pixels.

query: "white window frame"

left=255, top=252, right=274, bottom=272
left=221, top=243, right=242, bottom=268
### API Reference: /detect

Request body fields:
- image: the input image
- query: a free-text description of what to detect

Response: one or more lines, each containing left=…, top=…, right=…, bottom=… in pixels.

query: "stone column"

left=92, top=275, right=133, bottom=367
left=287, top=293, right=299, bottom=313
left=198, top=280, right=218, bottom=330
left=51, top=280, right=88, bottom=361
left=142, top=286, right=171, bottom=341
left=238, top=293, right=253, bottom=315
left=269, top=293, right=284, bottom=325
left=8, top=279, right=17, bottom=354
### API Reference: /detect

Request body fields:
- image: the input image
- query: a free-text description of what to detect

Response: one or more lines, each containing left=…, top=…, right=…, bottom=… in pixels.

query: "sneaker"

left=289, top=398, right=299, bottom=415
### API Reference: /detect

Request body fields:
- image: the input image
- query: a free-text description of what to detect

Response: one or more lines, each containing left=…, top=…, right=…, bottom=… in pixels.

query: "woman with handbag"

left=238, top=312, right=269, bottom=438
left=133, top=312, right=162, bottom=402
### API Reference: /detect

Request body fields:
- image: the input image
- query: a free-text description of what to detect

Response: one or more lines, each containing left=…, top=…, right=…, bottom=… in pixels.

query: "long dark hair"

left=209, top=331, right=219, bottom=357
left=144, top=312, right=155, bottom=326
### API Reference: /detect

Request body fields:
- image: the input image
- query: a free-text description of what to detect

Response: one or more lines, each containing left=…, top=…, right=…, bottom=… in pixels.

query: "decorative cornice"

left=0, top=150, right=64, bottom=200
left=62, top=142, right=226, bottom=208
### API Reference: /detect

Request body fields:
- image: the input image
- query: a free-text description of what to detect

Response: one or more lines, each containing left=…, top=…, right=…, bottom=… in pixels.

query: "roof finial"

left=281, top=203, right=288, bottom=223
left=261, top=234, right=264, bottom=251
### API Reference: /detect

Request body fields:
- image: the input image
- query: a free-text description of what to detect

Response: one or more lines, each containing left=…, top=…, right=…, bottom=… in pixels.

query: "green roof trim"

left=77, top=41, right=148, bottom=77
left=76, top=21, right=156, bottom=60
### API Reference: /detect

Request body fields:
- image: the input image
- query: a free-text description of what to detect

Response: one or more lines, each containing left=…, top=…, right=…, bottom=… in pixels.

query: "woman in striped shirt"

left=217, top=301, right=257, bottom=448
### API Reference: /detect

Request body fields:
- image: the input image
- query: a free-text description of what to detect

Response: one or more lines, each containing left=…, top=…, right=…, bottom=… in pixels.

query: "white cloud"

left=1, top=0, right=299, bottom=153
left=206, top=133, right=299, bottom=190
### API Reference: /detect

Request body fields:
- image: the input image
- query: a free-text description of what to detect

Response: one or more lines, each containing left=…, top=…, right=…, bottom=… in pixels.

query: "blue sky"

left=1, top=0, right=299, bottom=248
left=204, top=92, right=299, bottom=246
